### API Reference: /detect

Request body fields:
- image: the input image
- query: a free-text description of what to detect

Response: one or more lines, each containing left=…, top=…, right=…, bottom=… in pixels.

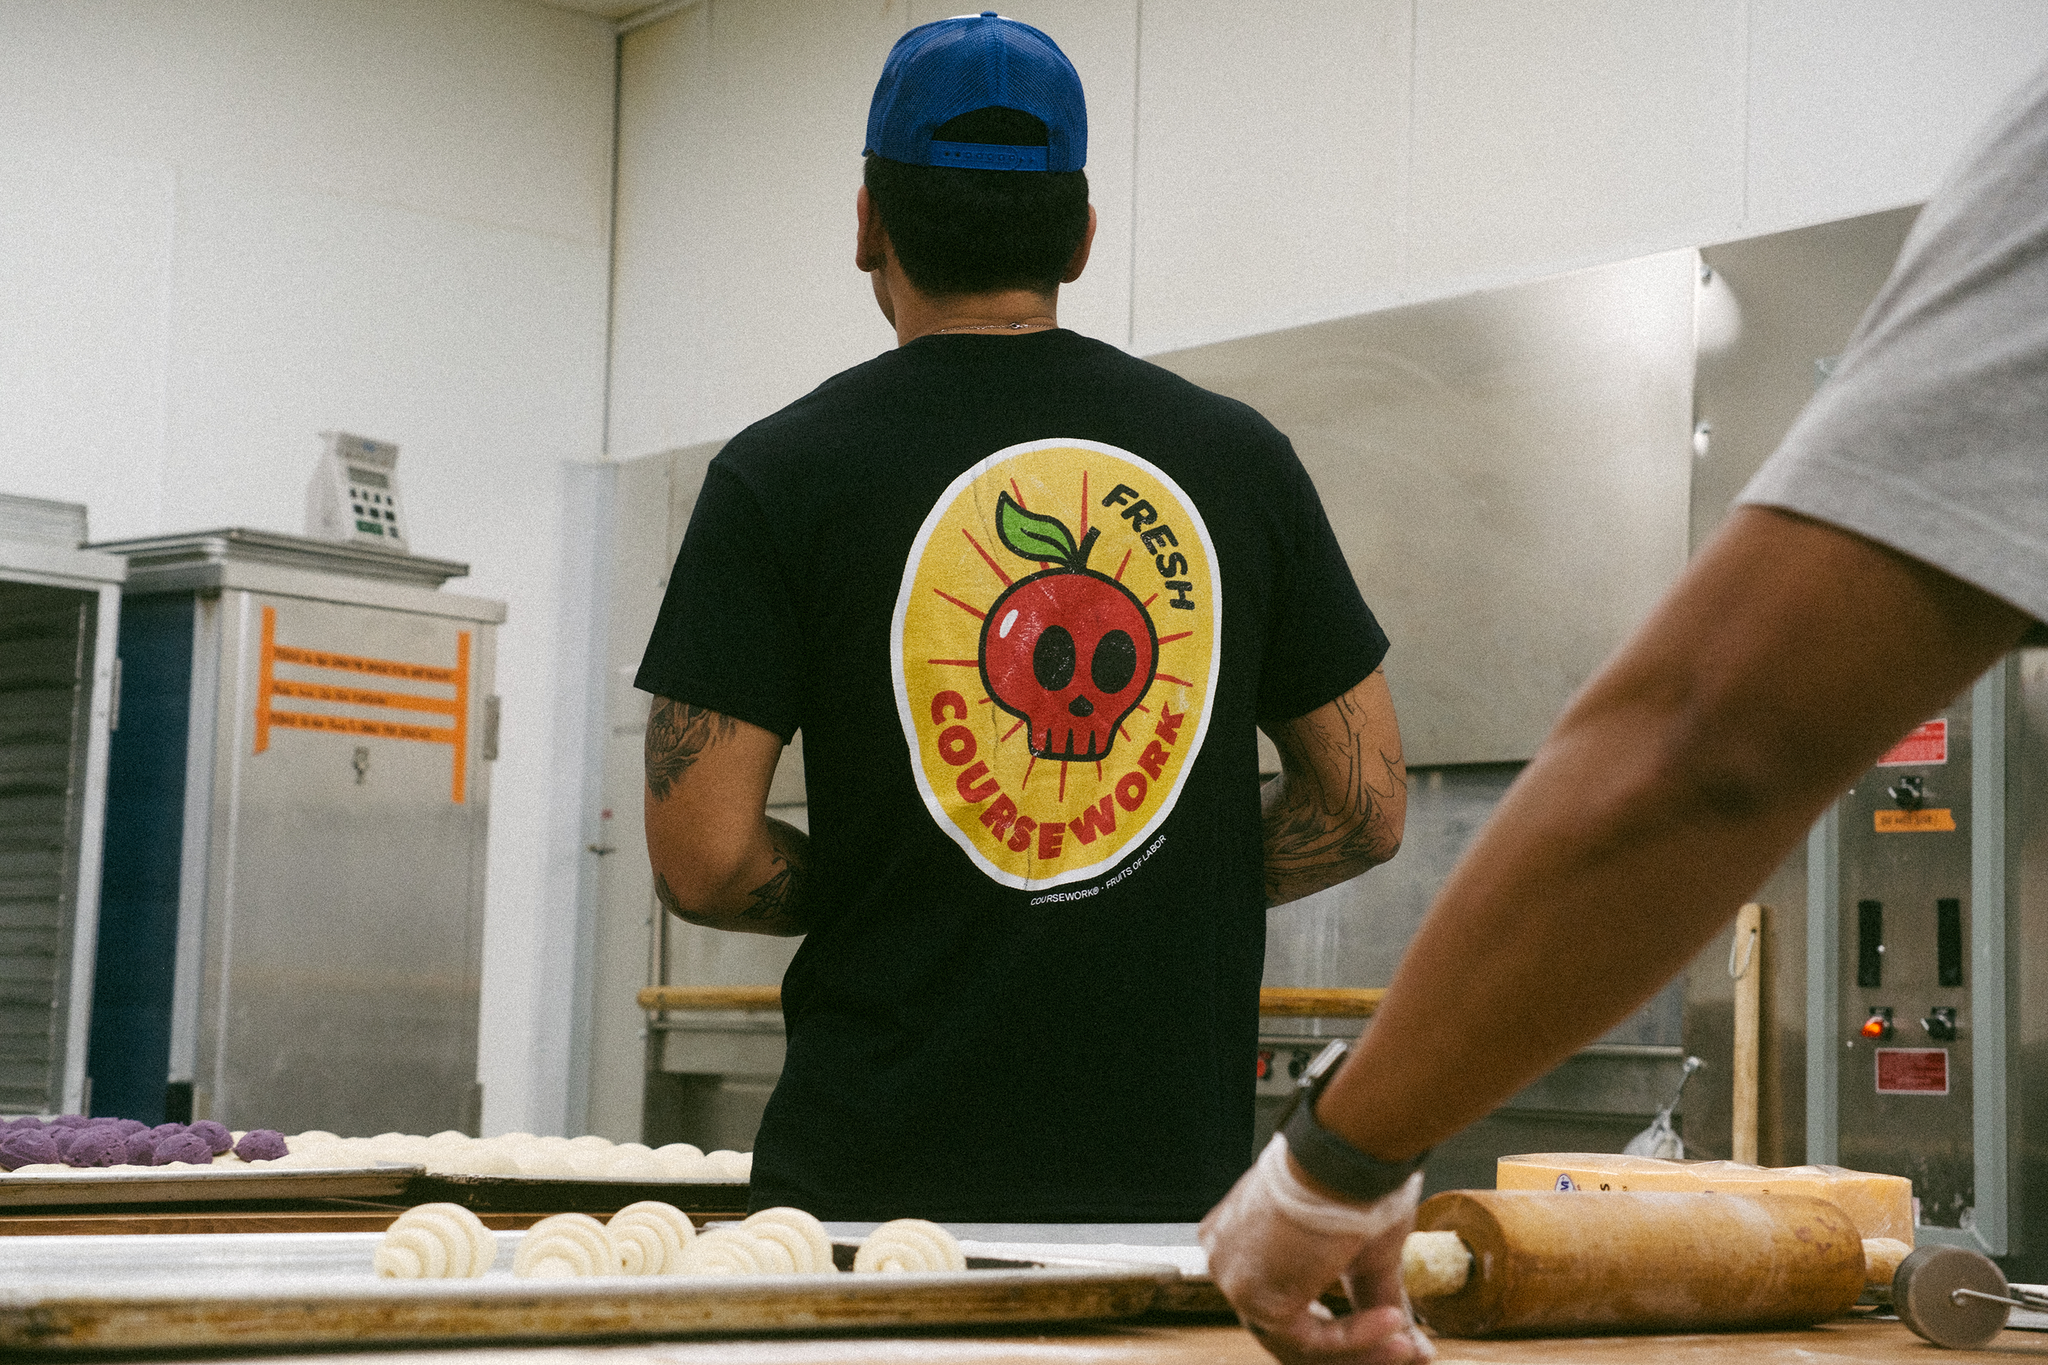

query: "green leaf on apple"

left=996, top=492, right=1080, bottom=566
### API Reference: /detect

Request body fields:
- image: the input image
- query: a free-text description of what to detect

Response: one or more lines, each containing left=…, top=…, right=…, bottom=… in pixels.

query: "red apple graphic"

left=979, top=492, right=1157, bottom=762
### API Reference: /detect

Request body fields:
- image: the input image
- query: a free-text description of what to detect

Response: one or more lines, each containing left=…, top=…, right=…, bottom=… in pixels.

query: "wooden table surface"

left=154, top=1316, right=2048, bottom=1364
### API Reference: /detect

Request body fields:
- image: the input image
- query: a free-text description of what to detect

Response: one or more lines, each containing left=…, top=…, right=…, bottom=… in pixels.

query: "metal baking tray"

left=0, top=1231, right=1178, bottom=1353
left=0, top=1165, right=424, bottom=1209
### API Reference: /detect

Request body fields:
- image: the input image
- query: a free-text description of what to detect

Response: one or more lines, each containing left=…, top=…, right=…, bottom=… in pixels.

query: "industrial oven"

left=1806, top=649, right=2048, bottom=1280
left=0, top=495, right=123, bottom=1117
left=86, top=529, right=502, bottom=1137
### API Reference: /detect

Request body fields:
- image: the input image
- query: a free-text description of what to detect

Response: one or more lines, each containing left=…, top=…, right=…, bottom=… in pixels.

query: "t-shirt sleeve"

left=1736, top=60, right=2048, bottom=630
left=634, top=461, right=804, bottom=740
left=1255, top=447, right=1390, bottom=727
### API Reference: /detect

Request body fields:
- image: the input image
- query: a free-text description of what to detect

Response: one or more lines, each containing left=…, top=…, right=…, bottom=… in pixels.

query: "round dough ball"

left=704, top=1150, right=752, bottom=1181
left=742, top=1207, right=836, bottom=1274
left=854, top=1219, right=965, bottom=1274
left=1399, top=1231, right=1472, bottom=1299
left=513, top=1213, right=617, bottom=1278
left=607, top=1201, right=697, bottom=1275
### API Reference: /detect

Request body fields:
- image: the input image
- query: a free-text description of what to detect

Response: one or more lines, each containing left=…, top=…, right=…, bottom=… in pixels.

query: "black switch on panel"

left=1858, top=900, right=1884, bottom=988
left=1938, top=898, right=1964, bottom=988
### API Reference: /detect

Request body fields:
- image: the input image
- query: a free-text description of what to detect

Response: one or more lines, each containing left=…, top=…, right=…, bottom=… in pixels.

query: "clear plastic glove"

left=1199, top=1133, right=1432, bottom=1365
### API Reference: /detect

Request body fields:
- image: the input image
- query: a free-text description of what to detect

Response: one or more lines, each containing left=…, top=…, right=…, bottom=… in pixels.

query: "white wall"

left=608, top=0, right=2048, bottom=458
left=0, top=0, right=616, bottom=1137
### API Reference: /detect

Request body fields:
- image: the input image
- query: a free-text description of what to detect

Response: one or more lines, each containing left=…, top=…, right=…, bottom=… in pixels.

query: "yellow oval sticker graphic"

left=892, top=439, right=1221, bottom=890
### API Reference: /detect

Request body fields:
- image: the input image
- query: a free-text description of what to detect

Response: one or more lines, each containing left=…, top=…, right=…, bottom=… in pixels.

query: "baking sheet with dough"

left=0, top=1231, right=1178, bottom=1353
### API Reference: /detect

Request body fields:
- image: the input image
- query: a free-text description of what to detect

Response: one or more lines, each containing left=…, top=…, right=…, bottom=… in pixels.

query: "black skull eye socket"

left=1091, top=630, right=1138, bottom=694
left=1033, top=625, right=1077, bottom=691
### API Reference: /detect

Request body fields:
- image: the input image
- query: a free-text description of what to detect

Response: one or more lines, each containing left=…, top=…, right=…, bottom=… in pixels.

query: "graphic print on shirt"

left=892, top=439, right=1221, bottom=890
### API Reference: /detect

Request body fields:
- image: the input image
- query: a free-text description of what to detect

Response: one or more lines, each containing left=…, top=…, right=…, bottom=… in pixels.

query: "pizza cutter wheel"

left=1892, top=1244, right=2047, bottom=1349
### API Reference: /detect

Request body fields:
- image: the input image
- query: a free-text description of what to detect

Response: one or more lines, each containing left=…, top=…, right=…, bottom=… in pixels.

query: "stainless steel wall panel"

left=1154, top=251, right=1698, bottom=766
left=1691, top=207, right=1919, bottom=552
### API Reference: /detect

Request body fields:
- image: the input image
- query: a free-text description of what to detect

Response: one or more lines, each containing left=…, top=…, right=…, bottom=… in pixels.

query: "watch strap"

left=1279, top=1048, right=1429, bottom=1205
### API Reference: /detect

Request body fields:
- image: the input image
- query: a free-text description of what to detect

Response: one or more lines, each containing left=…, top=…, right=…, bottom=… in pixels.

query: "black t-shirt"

left=636, top=328, right=1387, bottom=1222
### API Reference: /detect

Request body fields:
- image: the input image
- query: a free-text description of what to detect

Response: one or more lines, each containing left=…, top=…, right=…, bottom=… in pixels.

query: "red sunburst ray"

left=933, top=588, right=986, bottom=620
left=962, top=528, right=1013, bottom=586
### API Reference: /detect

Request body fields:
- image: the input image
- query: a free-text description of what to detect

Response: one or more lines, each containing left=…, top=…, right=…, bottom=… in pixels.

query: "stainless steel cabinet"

left=0, top=496, right=122, bottom=1117
left=89, top=530, right=502, bottom=1136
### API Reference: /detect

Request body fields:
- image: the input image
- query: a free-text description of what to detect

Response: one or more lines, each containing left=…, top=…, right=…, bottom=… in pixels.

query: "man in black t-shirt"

left=637, top=12, right=1405, bottom=1222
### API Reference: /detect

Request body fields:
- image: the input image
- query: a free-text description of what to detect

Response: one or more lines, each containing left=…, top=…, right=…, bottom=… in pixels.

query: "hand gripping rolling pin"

left=1396, top=1190, right=1867, bottom=1338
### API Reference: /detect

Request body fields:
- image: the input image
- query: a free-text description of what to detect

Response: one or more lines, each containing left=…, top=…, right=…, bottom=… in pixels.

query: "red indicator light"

left=1862, top=1015, right=1888, bottom=1039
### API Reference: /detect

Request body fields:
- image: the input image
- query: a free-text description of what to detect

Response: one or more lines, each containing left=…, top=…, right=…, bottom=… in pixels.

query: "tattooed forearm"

left=652, top=819, right=814, bottom=936
left=1262, top=680, right=1407, bottom=906
left=740, top=819, right=813, bottom=931
left=645, top=698, right=737, bottom=802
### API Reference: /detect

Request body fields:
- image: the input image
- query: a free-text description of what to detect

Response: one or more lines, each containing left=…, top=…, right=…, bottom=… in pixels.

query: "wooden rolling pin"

left=1397, top=1190, right=1865, bottom=1338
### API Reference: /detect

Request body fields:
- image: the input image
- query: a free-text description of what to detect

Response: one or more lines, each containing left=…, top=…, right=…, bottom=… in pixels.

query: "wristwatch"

left=1276, top=1040, right=1430, bottom=1204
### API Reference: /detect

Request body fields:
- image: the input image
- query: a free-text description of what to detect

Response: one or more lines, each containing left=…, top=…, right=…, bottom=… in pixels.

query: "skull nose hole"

left=1033, top=625, right=1076, bottom=691
left=1091, top=629, right=1139, bottom=694
left=1068, top=695, right=1095, bottom=717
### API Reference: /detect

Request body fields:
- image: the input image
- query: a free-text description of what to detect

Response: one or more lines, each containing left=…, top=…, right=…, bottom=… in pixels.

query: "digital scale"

left=305, top=431, right=407, bottom=552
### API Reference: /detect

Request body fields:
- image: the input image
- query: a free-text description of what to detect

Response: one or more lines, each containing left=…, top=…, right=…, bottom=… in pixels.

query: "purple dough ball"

left=49, top=1113, right=92, bottom=1129
left=109, top=1118, right=149, bottom=1136
left=233, top=1129, right=288, bottom=1162
left=0, top=1130, right=61, bottom=1170
left=122, top=1131, right=158, bottom=1166
left=189, top=1120, right=232, bottom=1155
left=152, top=1131, right=213, bottom=1165
left=62, top=1126, right=125, bottom=1168
left=1, top=1116, right=40, bottom=1132
left=48, top=1128, right=80, bottom=1157
left=150, top=1122, right=187, bottom=1139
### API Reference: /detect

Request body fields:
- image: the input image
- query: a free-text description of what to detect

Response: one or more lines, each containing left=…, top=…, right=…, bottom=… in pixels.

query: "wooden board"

left=0, top=1165, right=423, bottom=1209
left=402, top=1173, right=749, bottom=1217
left=0, top=1211, right=563, bottom=1237
left=638, top=985, right=1386, bottom=1018
left=0, top=1236, right=1176, bottom=1354
left=91, top=1315, right=2045, bottom=1363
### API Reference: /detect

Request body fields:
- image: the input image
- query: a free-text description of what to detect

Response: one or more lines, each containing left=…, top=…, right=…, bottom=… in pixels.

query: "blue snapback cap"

left=865, top=11, right=1086, bottom=173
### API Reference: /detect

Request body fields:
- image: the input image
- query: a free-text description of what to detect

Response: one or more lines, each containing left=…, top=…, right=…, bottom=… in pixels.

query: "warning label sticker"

left=1877, top=719, right=1948, bottom=767
left=1876, top=1048, right=1949, bottom=1095
left=1876, top=809, right=1957, bottom=833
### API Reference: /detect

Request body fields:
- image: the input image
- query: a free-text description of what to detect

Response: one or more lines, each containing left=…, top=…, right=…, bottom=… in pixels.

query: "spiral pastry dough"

left=853, top=1219, right=966, bottom=1274
left=607, top=1200, right=697, bottom=1275
left=741, top=1206, right=838, bottom=1274
left=374, top=1203, right=497, bottom=1279
left=512, top=1212, right=618, bottom=1278
left=673, top=1227, right=792, bottom=1276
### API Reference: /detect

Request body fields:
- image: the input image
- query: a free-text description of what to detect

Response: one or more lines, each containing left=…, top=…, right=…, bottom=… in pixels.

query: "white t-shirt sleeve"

left=1738, top=59, right=2048, bottom=629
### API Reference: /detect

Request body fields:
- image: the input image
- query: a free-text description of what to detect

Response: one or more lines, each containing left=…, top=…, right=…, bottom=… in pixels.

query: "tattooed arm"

left=1260, top=668, right=1407, bottom=906
left=643, top=697, right=815, bottom=936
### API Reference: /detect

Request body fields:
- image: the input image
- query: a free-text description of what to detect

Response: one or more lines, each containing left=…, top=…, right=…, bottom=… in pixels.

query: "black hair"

left=864, top=106, right=1090, bottom=299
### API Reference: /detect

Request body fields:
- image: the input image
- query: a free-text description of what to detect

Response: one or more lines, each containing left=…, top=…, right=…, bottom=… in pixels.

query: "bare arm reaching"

left=643, top=698, right=815, bottom=936
left=1322, top=507, right=2032, bottom=1160
left=1201, top=505, right=2034, bottom=1363
left=1261, top=668, right=1407, bottom=907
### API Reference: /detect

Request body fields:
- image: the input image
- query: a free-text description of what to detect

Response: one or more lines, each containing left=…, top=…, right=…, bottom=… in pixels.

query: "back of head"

left=863, top=13, right=1091, bottom=299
